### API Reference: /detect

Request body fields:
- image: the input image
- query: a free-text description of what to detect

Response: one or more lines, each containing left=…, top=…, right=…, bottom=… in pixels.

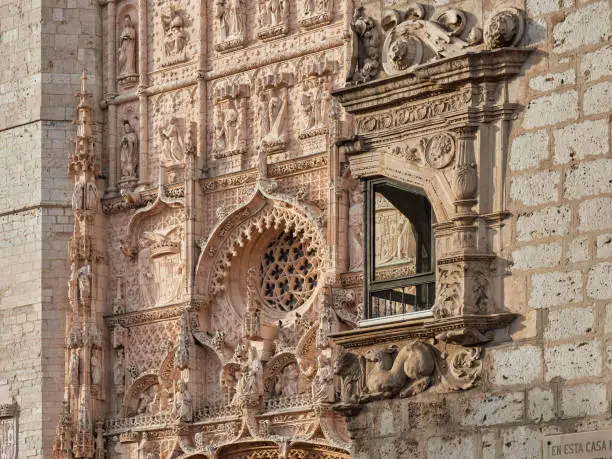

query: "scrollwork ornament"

left=484, top=8, right=525, bottom=49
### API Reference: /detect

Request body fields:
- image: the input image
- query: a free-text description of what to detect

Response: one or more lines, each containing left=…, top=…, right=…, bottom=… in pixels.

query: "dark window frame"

left=363, top=177, right=436, bottom=320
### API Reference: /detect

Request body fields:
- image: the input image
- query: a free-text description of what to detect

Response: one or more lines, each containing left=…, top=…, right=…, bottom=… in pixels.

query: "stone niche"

left=330, top=3, right=532, bottom=415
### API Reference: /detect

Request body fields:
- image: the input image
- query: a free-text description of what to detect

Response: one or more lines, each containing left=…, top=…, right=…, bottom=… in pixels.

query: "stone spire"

left=53, top=71, right=104, bottom=459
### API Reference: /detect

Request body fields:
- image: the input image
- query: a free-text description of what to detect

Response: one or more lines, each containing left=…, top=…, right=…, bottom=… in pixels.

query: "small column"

left=136, top=0, right=149, bottom=189
left=106, top=0, right=118, bottom=195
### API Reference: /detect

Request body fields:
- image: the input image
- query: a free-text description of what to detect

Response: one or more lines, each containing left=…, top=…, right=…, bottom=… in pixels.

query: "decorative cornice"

left=104, top=303, right=187, bottom=328
left=0, top=403, right=17, bottom=418
left=102, top=183, right=185, bottom=214
left=330, top=313, right=517, bottom=348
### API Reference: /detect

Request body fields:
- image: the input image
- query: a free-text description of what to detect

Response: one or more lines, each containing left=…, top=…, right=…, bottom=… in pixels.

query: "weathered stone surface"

left=606, top=304, right=612, bottom=334
left=529, top=69, right=576, bottom=92
left=564, top=159, right=612, bottom=199
left=581, top=46, right=612, bottom=81
left=529, top=271, right=582, bottom=308
left=566, top=237, right=590, bottom=263
left=552, top=1, right=611, bottom=53
left=579, top=197, right=612, bottom=232
left=510, top=170, right=559, bottom=206
left=554, top=119, right=609, bottom=164
left=527, top=0, right=574, bottom=16
left=516, top=206, right=571, bottom=241
left=512, top=243, right=562, bottom=270
left=584, top=81, right=612, bottom=116
left=460, top=393, right=525, bottom=426
left=527, top=387, right=555, bottom=422
left=544, top=341, right=602, bottom=381
left=427, top=436, right=476, bottom=459
left=587, top=262, right=612, bottom=299
left=561, top=383, right=608, bottom=418
left=545, top=306, right=594, bottom=340
left=596, top=234, right=612, bottom=259
left=522, top=91, right=578, bottom=129
left=501, top=426, right=542, bottom=459
left=509, top=130, right=550, bottom=171
left=491, top=345, right=542, bottom=385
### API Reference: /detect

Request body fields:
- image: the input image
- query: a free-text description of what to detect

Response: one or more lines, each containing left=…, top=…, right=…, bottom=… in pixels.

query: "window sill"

left=358, top=310, right=433, bottom=328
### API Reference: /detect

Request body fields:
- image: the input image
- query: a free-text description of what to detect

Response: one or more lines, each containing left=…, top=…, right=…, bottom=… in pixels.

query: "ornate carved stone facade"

left=1, top=0, right=608, bottom=456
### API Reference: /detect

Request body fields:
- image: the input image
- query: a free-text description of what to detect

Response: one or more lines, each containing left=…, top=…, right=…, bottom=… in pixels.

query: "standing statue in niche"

left=217, top=0, right=243, bottom=41
left=224, top=104, right=238, bottom=150
left=160, top=117, right=185, bottom=166
left=172, top=379, right=193, bottom=422
left=118, top=15, right=136, bottom=75
left=348, top=186, right=364, bottom=271
left=113, top=348, right=125, bottom=388
left=262, top=88, right=287, bottom=145
left=77, top=264, right=92, bottom=307
left=70, top=348, right=80, bottom=385
left=257, top=92, right=270, bottom=141
left=213, top=109, right=227, bottom=153
left=91, top=351, right=102, bottom=386
left=119, top=120, right=138, bottom=179
left=137, top=240, right=156, bottom=308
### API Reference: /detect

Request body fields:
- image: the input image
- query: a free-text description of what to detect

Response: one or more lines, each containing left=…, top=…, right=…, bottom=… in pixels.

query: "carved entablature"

left=211, top=76, right=250, bottom=172
left=332, top=5, right=533, bottom=410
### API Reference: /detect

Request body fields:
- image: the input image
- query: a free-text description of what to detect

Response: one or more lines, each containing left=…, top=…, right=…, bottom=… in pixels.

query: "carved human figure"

left=173, top=379, right=193, bottom=422
left=160, top=117, right=185, bottom=166
left=69, top=348, right=80, bottom=385
left=263, top=87, right=287, bottom=144
left=312, top=354, right=333, bottom=403
left=349, top=6, right=380, bottom=84
left=348, top=186, right=364, bottom=271
left=72, top=177, right=99, bottom=215
left=257, top=92, right=270, bottom=139
left=257, top=0, right=270, bottom=28
left=119, top=120, right=138, bottom=179
left=224, top=104, right=238, bottom=149
left=162, top=9, right=187, bottom=57
left=233, top=346, right=262, bottom=402
left=91, top=351, right=102, bottom=386
left=113, top=348, right=125, bottom=388
left=300, top=83, right=315, bottom=130
left=77, top=264, right=92, bottom=307
left=137, top=241, right=156, bottom=308
left=217, top=0, right=243, bottom=40
left=118, top=15, right=136, bottom=75
left=213, top=108, right=227, bottom=153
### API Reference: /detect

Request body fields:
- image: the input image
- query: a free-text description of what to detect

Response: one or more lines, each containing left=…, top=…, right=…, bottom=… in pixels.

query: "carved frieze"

left=299, top=0, right=332, bottom=29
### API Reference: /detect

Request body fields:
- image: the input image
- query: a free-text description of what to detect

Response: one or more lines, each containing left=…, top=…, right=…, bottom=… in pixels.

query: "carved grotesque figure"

left=119, top=120, right=138, bottom=179
left=333, top=351, right=362, bottom=404
left=362, top=341, right=435, bottom=401
left=118, top=15, right=136, bottom=75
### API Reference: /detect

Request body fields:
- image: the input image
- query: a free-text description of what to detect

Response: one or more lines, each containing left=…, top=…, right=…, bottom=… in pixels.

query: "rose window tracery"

left=259, top=231, right=321, bottom=313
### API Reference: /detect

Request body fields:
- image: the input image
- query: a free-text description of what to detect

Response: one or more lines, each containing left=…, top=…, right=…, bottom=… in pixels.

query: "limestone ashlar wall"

left=0, top=0, right=101, bottom=455
left=350, top=0, right=611, bottom=457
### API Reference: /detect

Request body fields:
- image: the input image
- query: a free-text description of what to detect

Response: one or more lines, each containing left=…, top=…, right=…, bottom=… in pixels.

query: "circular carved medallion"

left=382, top=25, right=423, bottom=75
left=425, top=133, right=456, bottom=169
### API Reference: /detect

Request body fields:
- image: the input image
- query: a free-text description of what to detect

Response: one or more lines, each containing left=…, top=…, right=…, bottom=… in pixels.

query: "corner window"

left=364, top=178, right=436, bottom=321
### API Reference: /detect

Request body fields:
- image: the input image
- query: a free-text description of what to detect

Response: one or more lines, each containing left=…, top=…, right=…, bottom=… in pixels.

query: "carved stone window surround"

left=331, top=42, right=532, bottom=411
